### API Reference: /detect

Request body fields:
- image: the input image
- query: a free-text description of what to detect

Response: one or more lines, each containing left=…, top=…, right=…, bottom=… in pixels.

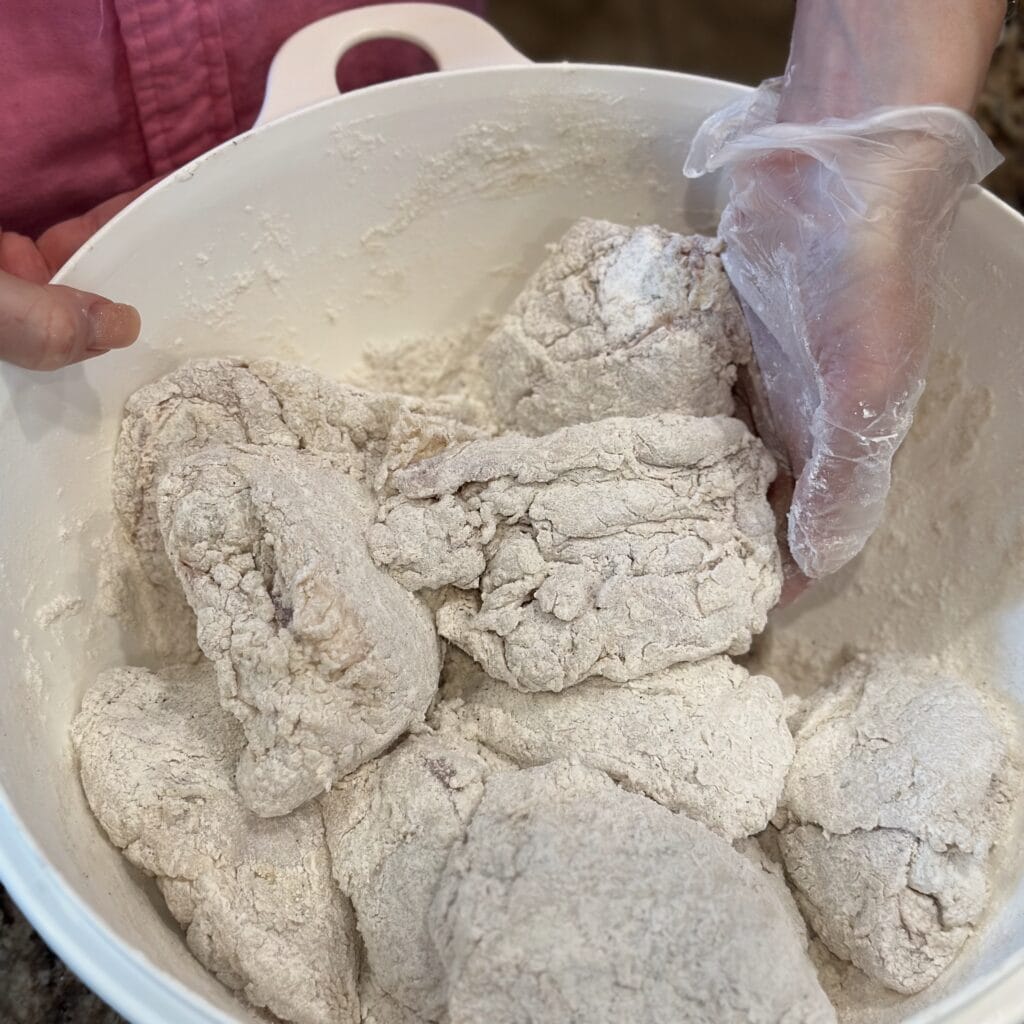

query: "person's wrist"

left=779, top=0, right=1004, bottom=122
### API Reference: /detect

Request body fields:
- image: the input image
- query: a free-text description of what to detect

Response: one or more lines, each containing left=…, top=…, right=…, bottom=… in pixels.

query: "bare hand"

left=0, top=183, right=150, bottom=370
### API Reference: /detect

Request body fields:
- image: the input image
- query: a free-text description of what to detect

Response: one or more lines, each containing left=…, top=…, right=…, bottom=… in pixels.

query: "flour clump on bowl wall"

left=72, top=216, right=1024, bottom=1024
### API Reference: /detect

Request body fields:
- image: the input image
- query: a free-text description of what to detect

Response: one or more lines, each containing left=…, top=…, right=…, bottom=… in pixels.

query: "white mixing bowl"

left=1, top=5, right=1022, bottom=1022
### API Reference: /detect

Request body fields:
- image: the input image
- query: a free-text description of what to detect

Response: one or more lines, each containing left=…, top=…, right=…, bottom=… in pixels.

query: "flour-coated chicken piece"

left=430, top=760, right=836, bottom=1024
left=480, top=218, right=751, bottom=435
left=323, top=728, right=511, bottom=1021
left=777, top=656, right=1021, bottom=994
left=158, top=444, right=439, bottom=817
left=442, top=650, right=792, bottom=840
left=72, top=663, right=359, bottom=1024
left=111, top=359, right=298, bottom=652
left=370, top=414, right=780, bottom=691
left=113, top=357, right=479, bottom=596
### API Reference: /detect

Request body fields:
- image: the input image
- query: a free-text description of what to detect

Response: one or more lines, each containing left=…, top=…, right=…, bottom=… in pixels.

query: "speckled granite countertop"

left=0, top=890, right=122, bottom=1024
left=2, top=10, right=1021, bottom=1024
left=978, top=23, right=1024, bottom=208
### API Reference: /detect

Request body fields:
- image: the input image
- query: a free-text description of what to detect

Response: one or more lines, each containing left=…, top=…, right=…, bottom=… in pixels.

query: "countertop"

left=0, top=889, right=122, bottom=1024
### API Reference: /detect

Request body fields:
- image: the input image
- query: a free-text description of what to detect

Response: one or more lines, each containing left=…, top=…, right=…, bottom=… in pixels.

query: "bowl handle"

left=256, top=3, right=530, bottom=125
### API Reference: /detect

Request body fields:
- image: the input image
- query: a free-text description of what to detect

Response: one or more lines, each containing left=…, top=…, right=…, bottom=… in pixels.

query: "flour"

left=326, top=119, right=387, bottom=165
left=34, top=594, right=83, bottom=629
left=350, top=315, right=499, bottom=431
left=96, top=525, right=201, bottom=665
left=11, top=628, right=45, bottom=708
left=359, top=93, right=664, bottom=247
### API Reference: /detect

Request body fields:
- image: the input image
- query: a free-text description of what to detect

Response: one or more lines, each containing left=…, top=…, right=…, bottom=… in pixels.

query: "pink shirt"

left=1, top=0, right=484, bottom=238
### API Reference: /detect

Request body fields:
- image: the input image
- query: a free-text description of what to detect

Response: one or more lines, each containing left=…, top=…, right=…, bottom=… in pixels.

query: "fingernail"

left=88, top=299, right=141, bottom=349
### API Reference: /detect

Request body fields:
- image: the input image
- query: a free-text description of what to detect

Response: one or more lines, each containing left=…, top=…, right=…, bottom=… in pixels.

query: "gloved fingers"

left=814, top=245, right=927, bottom=409
left=789, top=428, right=895, bottom=579
left=735, top=269, right=928, bottom=585
left=718, top=160, right=939, bottom=579
left=685, top=83, right=1002, bottom=580
left=684, top=79, right=787, bottom=178
left=788, top=251, right=928, bottom=578
left=0, top=272, right=140, bottom=371
left=735, top=296, right=817, bottom=471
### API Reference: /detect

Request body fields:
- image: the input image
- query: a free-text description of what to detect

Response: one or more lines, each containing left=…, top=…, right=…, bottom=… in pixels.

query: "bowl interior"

left=1, top=65, right=1022, bottom=1024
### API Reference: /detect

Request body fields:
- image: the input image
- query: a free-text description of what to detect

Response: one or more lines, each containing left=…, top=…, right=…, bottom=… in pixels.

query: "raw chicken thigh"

left=158, top=444, right=439, bottom=816
left=777, top=656, right=1020, bottom=994
left=481, top=218, right=751, bottom=434
left=371, top=413, right=780, bottom=691
left=73, top=663, right=360, bottom=1024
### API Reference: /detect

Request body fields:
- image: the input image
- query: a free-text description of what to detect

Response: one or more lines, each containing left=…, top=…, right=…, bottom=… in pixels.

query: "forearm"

left=780, top=0, right=1005, bottom=121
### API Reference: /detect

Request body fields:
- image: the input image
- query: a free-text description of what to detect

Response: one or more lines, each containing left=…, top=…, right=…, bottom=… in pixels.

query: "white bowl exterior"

left=0, top=64, right=1022, bottom=1023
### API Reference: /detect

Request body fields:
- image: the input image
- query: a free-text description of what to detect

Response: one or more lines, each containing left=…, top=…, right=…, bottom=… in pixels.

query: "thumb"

left=0, top=270, right=140, bottom=371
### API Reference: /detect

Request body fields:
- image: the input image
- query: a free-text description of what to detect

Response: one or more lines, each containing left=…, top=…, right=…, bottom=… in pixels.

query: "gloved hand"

left=684, top=78, right=1001, bottom=581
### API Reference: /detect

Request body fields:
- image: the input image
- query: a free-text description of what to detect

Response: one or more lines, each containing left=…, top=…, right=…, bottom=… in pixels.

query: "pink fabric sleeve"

left=0, top=0, right=485, bottom=239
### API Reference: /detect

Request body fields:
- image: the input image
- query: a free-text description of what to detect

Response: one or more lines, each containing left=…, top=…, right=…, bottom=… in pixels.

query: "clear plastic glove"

left=684, top=78, right=1001, bottom=580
